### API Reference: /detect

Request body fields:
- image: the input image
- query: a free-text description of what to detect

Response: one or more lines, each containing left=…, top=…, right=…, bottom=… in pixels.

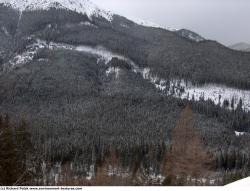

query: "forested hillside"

left=0, top=0, right=250, bottom=186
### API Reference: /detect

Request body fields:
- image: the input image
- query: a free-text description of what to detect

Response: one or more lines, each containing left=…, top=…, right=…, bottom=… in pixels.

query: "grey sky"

left=92, top=0, right=250, bottom=46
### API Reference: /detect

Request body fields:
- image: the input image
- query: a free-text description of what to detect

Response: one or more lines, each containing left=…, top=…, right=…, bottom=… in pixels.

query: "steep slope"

left=1, top=0, right=250, bottom=90
left=1, top=1, right=250, bottom=98
left=1, top=0, right=250, bottom=111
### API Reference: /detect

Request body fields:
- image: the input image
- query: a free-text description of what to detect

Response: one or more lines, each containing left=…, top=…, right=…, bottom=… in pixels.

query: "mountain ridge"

left=1, top=0, right=250, bottom=90
left=0, top=0, right=113, bottom=21
left=0, top=0, right=209, bottom=42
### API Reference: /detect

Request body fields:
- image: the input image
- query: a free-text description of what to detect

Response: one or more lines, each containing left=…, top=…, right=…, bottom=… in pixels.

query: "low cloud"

left=92, top=0, right=250, bottom=45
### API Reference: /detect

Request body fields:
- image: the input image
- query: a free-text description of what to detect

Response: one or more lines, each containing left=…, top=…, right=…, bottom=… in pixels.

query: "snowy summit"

left=0, top=0, right=113, bottom=21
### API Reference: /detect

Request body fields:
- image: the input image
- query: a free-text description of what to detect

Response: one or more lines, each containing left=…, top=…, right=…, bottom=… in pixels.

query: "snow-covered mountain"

left=0, top=0, right=249, bottom=111
left=0, top=0, right=207, bottom=42
left=1, top=1, right=250, bottom=186
left=0, top=0, right=113, bottom=21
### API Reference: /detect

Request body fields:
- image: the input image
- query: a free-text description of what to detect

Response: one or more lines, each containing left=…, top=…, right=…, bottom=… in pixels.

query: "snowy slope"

left=142, top=68, right=250, bottom=111
left=6, top=38, right=250, bottom=112
left=0, top=0, right=113, bottom=21
left=130, top=17, right=177, bottom=31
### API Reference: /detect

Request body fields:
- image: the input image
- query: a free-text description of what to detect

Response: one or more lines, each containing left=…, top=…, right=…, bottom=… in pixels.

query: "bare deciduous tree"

left=164, top=104, right=214, bottom=185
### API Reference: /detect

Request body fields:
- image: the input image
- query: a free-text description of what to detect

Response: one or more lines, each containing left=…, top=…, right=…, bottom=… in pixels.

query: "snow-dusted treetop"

left=0, top=0, right=113, bottom=21
left=129, top=17, right=177, bottom=31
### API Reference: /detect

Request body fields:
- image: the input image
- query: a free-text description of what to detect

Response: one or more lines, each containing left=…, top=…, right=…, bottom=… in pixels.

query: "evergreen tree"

left=0, top=114, right=21, bottom=185
left=0, top=115, right=33, bottom=186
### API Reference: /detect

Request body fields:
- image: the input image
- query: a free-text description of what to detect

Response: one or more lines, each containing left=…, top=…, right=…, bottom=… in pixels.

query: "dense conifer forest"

left=1, top=1, right=250, bottom=186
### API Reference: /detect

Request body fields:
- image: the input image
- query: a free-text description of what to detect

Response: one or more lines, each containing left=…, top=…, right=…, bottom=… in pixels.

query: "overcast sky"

left=92, top=0, right=250, bottom=46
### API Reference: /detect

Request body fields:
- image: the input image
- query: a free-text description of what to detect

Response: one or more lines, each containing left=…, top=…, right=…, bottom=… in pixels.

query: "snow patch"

left=6, top=39, right=138, bottom=69
left=86, top=164, right=95, bottom=180
left=177, top=82, right=250, bottom=111
left=235, top=131, right=247, bottom=137
left=148, top=174, right=165, bottom=185
left=141, top=68, right=250, bottom=111
left=129, top=17, right=177, bottom=31
left=9, top=51, right=36, bottom=66
left=107, top=165, right=130, bottom=178
left=79, top=21, right=96, bottom=27
left=106, top=67, right=120, bottom=79
left=188, top=33, right=203, bottom=42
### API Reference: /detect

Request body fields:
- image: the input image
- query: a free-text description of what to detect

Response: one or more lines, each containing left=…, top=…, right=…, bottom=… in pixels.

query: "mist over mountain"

left=0, top=0, right=250, bottom=186
left=92, top=0, right=250, bottom=46
left=230, top=42, right=250, bottom=52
